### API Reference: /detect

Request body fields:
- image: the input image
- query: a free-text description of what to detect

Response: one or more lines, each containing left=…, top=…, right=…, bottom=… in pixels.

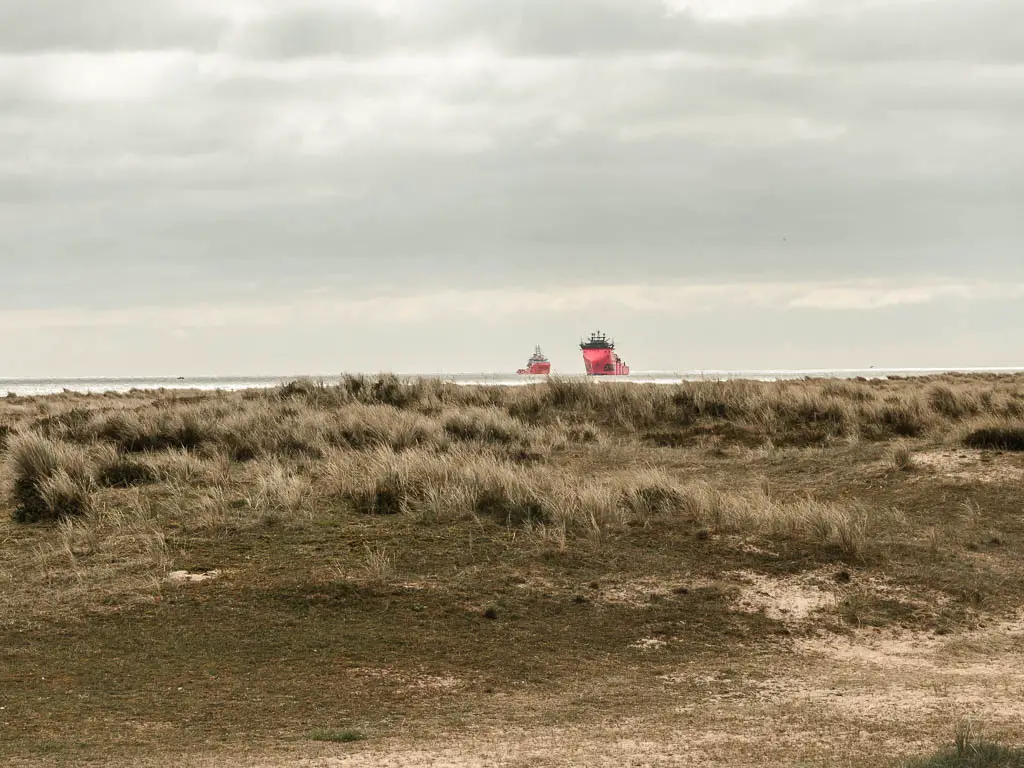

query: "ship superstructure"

left=517, top=345, right=551, bottom=375
left=580, top=331, right=630, bottom=376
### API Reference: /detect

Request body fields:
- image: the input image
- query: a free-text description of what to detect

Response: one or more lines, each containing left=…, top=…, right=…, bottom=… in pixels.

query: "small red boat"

left=580, top=331, right=630, bottom=376
left=517, top=345, right=551, bottom=375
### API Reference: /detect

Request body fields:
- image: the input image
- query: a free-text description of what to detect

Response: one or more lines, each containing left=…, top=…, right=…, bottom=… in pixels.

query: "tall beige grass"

left=6, top=433, right=94, bottom=522
left=320, top=445, right=882, bottom=556
left=12, top=374, right=1024, bottom=470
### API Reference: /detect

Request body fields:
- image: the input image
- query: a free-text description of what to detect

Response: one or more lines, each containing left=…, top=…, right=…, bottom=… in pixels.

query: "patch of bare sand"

left=797, top=629, right=942, bottom=670
left=347, top=667, right=467, bottom=694
left=595, top=576, right=691, bottom=607
left=729, top=569, right=836, bottom=623
left=797, top=611, right=1024, bottom=671
left=784, top=612, right=1024, bottom=721
left=911, top=449, right=1024, bottom=483
left=629, top=637, right=668, bottom=651
left=513, top=574, right=712, bottom=609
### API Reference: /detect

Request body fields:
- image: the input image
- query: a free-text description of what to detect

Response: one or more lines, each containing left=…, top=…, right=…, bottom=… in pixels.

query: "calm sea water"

left=2, top=368, right=1023, bottom=397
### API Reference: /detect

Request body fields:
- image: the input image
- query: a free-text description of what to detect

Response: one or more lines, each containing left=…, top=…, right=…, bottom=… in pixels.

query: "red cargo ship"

left=517, top=345, right=551, bottom=375
left=580, top=331, right=630, bottom=376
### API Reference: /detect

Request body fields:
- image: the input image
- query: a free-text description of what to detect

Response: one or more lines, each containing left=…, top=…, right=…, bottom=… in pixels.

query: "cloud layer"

left=1, top=0, right=1021, bottom=373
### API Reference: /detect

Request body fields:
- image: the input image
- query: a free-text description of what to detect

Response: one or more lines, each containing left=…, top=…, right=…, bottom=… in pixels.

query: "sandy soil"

left=911, top=449, right=1024, bottom=483
left=121, top=580, right=1024, bottom=768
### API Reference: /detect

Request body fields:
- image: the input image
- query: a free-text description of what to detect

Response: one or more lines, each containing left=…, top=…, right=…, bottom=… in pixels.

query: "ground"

left=2, top=375, right=1023, bottom=766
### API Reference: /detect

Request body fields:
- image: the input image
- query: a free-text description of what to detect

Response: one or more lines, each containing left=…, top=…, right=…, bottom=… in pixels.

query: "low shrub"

left=878, top=400, right=932, bottom=438
left=95, top=444, right=158, bottom=487
left=963, top=426, right=1024, bottom=452
left=98, top=409, right=211, bottom=453
left=96, top=450, right=158, bottom=488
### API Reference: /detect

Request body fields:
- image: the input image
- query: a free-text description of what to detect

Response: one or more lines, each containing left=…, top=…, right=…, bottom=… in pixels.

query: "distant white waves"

left=2, top=367, right=1024, bottom=397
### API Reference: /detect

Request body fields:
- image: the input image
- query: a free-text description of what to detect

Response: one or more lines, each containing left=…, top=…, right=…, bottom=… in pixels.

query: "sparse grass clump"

left=340, top=449, right=447, bottom=516
left=908, top=721, right=1024, bottom=767
left=7, top=433, right=94, bottom=522
left=892, top=442, right=916, bottom=471
left=146, top=448, right=210, bottom=485
left=359, top=544, right=395, bottom=583
left=277, top=378, right=326, bottom=400
left=37, top=469, right=94, bottom=521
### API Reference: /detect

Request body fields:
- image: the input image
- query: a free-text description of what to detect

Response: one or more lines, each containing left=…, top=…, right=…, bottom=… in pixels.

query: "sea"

left=2, top=368, right=1024, bottom=397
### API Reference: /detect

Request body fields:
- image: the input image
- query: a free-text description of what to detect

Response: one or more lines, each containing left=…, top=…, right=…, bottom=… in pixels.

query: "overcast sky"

left=1, top=0, right=1022, bottom=376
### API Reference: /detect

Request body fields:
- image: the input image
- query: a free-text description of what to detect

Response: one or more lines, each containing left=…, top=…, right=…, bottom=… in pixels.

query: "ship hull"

left=581, top=348, right=630, bottom=376
left=517, top=362, right=551, bottom=375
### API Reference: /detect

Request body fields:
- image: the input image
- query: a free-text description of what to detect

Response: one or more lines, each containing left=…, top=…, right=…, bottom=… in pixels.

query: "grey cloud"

left=791, top=0, right=1024, bottom=65
left=227, top=0, right=1024, bottom=64
left=0, top=0, right=222, bottom=53
left=227, top=0, right=682, bottom=59
left=230, top=6, right=398, bottom=59
left=1, top=0, right=1022, bottom=328
left=3, top=128, right=1021, bottom=311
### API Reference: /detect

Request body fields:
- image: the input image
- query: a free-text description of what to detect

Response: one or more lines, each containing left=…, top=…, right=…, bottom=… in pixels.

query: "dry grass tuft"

left=442, top=407, right=529, bottom=446
left=330, top=405, right=444, bottom=452
left=928, top=385, right=982, bottom=420
left=97, top=408, right=211, bottom=453
left=360, top=544, right=395, bottom=583
left=250, top=459, right=311, bottom=520
left=37, top=469, right=95, bottom=522
left=7, top=433, right=94, bottom=522
left=94, top=445, right=158, bottom=488
left=619, top=469, right=686, bottom=521
left=892, top=442, right=916, bottom=471
left=332, top=447, right=549, bottom=524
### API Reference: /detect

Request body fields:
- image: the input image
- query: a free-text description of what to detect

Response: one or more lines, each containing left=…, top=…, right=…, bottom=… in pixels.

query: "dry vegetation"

left=3, top=373, right=1024, bottom=766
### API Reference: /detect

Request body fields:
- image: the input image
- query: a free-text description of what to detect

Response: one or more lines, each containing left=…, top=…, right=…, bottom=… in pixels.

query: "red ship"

left=580, top=331, right=630, bottom=376
left=517, top=345, right=551, bottom=375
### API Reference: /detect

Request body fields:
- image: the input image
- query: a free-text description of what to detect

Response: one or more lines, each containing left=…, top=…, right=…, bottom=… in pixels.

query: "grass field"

left=3, top=374, right=1024, bottom=767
